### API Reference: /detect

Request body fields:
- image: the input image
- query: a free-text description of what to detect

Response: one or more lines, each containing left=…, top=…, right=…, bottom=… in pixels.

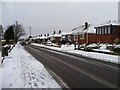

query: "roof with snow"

left=48, top=34, right=62, bottom=38
left=61, top=31, right=72, bottom=35
left=32, top=36, right=48, bottom=39
left=72, top=24, right=96, bottom=35
left=98, top=20, right=120, bottom=27
left=39, top=36, right=48, bottom=39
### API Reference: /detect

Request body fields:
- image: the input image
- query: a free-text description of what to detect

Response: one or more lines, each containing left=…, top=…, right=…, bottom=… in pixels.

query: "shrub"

left=114, top=38, right=120, bottom=44
left=113, top=44, right=120, bottom=53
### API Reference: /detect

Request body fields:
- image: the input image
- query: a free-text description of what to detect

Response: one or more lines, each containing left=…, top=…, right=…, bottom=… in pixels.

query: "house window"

left=80, top=35, right=84, bottom=39
left=99, top=28, right=102, bottom=34
left=108, top=27, right=111, bottom=34
left=96, top=28, right=99, bottom=35
left=105, top=27, right=107, bottom=34
left=102, top=28, right=105, bottom=34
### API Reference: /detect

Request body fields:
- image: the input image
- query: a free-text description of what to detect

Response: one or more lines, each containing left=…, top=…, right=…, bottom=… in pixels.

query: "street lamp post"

left=29, top=26, right=32, bottom=37
left=85, top=22, right=89, bottom=44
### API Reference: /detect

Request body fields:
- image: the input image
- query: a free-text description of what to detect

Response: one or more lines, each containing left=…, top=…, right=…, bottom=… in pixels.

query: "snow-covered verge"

left=32, top=43, right=74, bottom=52
left=67, top=50, right=119, bottom=64
left=32, top=43, right=120, bottom=64
left=0, top=43, right=61, bottom=89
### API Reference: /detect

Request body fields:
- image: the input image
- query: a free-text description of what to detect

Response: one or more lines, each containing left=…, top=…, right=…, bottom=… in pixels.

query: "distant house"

left=94, top=20, right=120, bottom=44
left=48, top=34, right=62, bottom=45
left=32, top=35, right=48, bottom=44
left=61, top=31, right=74, bottom=44
left=39, top=35, right=48, bottom=44
left=72, top=23, right=96, bottom=44
left=33, top=20, right=120, bottom=45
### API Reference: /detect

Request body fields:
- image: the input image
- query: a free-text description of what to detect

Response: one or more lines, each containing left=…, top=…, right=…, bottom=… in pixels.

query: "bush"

left=113, top=44, right=120, bottom=53
left=78, top=44, right=86, bottom=49
left=86, top=43, right=99, bottom=49
left=114, top=38, right=120, bottom=44
left=113, top=48, right=120, bottom=53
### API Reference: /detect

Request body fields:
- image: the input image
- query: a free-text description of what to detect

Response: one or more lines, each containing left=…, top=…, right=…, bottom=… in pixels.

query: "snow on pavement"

left=0, top=43, right=61, bottom=88
left=32, top=43, right=120, bottom=64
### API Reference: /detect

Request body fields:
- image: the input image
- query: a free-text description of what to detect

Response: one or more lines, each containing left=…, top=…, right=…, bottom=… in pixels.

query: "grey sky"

left=2, top=2, right=118, bottom=36
left=0, top=3, right=2, bottom=24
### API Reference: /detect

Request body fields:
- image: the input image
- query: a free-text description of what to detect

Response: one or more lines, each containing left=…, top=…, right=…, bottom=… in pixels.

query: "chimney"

left=47, top=33, right=49, bottom=36
left=85, top=22, right=88, bottom=29
left=59, top=30, right=61, bottom=34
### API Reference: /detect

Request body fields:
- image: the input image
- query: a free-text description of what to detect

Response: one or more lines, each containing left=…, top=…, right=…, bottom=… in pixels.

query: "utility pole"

left=29, top=26, right=31, bottom=37
left=85, top=22, right=89, bottom=44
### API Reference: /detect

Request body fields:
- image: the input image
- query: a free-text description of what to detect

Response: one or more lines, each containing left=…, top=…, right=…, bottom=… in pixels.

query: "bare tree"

left=14, top=21, right=26, bottom=43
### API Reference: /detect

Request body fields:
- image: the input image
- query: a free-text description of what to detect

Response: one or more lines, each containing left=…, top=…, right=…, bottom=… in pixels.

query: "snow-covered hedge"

left=85, top=43, right=99, bottom=51
left=99, top=44, right=107, bottom=50
left=114, top=44, right=120, bottom=48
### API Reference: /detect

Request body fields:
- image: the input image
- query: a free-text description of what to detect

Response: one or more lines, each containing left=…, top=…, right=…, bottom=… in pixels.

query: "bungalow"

left=72, top=23, right=96, bottom=44
left=48, top=34, right=62, bottom=45
left=61, top=31, right=74, bottom=44
left=32, top=35, right=48, bottom=44
left=39, top=35, right=48, bottom=44
left=94, top=20, right=120, bottom=44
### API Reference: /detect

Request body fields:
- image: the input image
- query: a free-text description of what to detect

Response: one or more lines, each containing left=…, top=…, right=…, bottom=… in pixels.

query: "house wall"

left=52, top=37, right=61, bottom=45
left=95, top=34, right=112, bottom=43
left=111, top=26, right=120, bottom=41
left=95, top=25, right=120, bottom=44
left=77, top=33, right=96, bottom=44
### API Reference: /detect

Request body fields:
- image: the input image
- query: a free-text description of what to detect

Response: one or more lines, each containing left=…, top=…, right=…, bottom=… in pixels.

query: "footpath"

left=0, top=43, right=61, bottom=89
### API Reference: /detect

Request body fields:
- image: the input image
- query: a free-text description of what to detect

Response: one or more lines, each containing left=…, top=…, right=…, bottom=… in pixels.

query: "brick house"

left=39, top=36, right=48, bottom=44
left=72, top=24, right=96, bottom=44
left=94, top=20, right=120, bottom=44
left=48, top=34, right=62, bottom=45
left=32, top=35, right=48, bottom=44
left=61, top=32, right=74, bottom=44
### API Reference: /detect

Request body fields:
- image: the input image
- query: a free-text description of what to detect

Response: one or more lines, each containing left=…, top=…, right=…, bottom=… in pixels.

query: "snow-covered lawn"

left=0, top=43, right=61, bottom=88
left=32, top=43, right=120, bottom=64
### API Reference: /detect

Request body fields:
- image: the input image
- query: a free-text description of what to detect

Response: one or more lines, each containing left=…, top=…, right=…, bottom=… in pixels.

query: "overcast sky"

left=2, top=2, right=118, bottom=36
left=0, top=3, right=2, bottom=24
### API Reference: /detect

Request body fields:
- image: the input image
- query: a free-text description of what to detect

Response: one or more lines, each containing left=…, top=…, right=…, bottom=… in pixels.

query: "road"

left=24, top=44, right=119, bottom=88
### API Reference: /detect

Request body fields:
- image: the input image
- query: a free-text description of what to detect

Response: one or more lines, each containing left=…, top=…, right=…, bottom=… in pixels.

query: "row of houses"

left=31, top=20, right=120, bottom=45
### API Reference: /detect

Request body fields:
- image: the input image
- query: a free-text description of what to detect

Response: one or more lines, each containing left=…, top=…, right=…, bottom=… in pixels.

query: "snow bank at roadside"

left=32, top=43, right=74, bottom=52
left=0, top=43, right=61, bottom=88
left=32, top=43, right=120, bottom=64
left=67, top=50, right=119, bottom=64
